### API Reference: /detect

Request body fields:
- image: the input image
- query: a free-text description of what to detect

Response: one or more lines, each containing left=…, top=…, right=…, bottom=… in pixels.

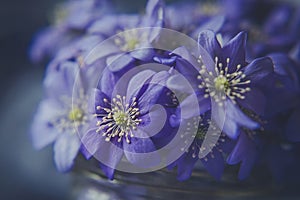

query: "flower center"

left=214, top=75, right=229, bottom=91
left=95, top=95, right=142, bottom=143
left=113, top=111, right=129, bottom=126
left=50, top=91, right=89, bottom=134
left=180, top=116, right=225, bottom=160
left=197, top=57, right=251, bottom=106
left=126, top=38, right=139, bottom=51
left=114, top=30, right=141, bottom=52
left=68, top=107, right=84, bottom=121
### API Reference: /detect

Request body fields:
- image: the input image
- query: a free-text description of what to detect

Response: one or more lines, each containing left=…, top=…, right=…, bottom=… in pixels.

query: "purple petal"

left=223, top=31, right=247, bottom=70
left=138, top=71, right=170, bottom=114
left=88, top=88, right=110, bottom=114
left=244, top=57, right=273, bottom=82
left=93, top=139, right=124, bottom=171
left=99, top=163, right=116, bottom=180
left=85, top=40, right=120, bottom=65
left=226, top=100, right=259, bottom=130
left=180, top=93, right=210, bottom=119
left=107, top=53, right=135, bottom=72
left=227, top=132, right=257, bottom=180
left=198, top=30, right=221, bottom=58
left=126, top=69, right=156, bottom=100
left=129, top=48, right=154, bottom=61
left=31, top=99, right=61, bottom=149
left=44, top=61, right=79, bottom=98
left=201, top=149, right=224, bottom=180
left=192, top=15, right=225, bottom=38
left=81, top=126, right=102, bottom=157
left=172, top=46, right=199, bottom=69
left=143, top=0, right=164, bottom=33
left=123, top=129, right=160, bottom=168
left=100, top=69, right=117, bottom=97
left=80, top=145, right=92, bottom=160
left=166, top=74, right=194, bottom=94
left=176, top=153, right=198, bottom=181
left=238, top=88, right=266, bottom=115
left=54, top=133, right=81, bottom=172
left=139, top=104, right=167, bottom=137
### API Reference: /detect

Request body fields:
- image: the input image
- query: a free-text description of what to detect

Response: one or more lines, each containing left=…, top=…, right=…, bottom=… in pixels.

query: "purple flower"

left=85, top=0, right=165, bottom=67
left=81, top=67, right=176, bottom=179
left=196, top=30, right=274, bottom=139
left=31, top=61, right=94, bottom=172
left=165, top=1, right=224, bottom=37
left=29, top=0, right=112, bottom=63
left=221, top=2, right=300, bottom=58
left=227, top=130, right=259, bottom=180
left=168, top=113, right=234, bottom=181
left=164, top=30, right=273, bottom=139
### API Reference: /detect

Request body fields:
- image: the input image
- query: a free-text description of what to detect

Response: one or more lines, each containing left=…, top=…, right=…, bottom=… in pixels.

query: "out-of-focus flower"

left=165, top=0, right=224, bottom=37
left=31, top=61, right=91, bottom=172
left=29, top=0, right=112, bottom=63
left=85, top=0, right=165, bottom=68
left=168, top=113, right=234, bottom=181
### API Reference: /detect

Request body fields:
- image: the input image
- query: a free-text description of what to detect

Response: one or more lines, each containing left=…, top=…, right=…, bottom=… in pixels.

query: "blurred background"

left=0, top=0, right=72, bottom=199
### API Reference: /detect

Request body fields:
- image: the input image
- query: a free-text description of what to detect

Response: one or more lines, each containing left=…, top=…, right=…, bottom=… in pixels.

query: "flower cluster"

left=30, top=0, right=300, bottom=183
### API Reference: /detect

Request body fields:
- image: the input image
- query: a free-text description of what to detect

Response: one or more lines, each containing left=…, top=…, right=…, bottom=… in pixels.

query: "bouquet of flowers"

left=30, top=0, right=300, bottom=186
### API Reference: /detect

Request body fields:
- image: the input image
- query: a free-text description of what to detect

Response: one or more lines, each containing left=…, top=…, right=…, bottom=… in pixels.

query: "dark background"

left=0, top=0, right=72, bottom=199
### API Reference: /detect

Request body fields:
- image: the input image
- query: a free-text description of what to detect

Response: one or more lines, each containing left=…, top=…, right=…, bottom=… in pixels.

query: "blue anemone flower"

left=31, top=61, right=91, bottom=172
left=81, top=68, right=177, bottom=179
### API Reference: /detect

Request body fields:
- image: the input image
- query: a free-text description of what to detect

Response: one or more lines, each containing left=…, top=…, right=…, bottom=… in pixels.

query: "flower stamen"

left=95, top=95, right=141, bottom=143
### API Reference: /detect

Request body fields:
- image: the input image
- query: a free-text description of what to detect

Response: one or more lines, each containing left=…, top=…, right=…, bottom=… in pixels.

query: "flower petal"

left=238, top=88, right=266, bottom=115
left=126, top=69, right=156, bottom=100
left=166, top=73, right=195, bottom=94
left=81, top=126, right=102, bottom=157
left=130, top=48, right=155, bottom=61
left=201, top=149, right=224, bottom=180
left=31, top=99, right=61, bottom=149
left=198, top=30, right=221, bottom=58
left=226, top=100, right=259, bottom=130
left=139, top=104, right=167, bottom=137
left=192, top=15, right=225, bottom=38
left=244, top=57, right=273, bottom=82
left=85, top=40, right=120, bottom=65
left=106, top=53, right=134, bottom=72
left=176, top=153, right=198, bottom=181
left=99, top=163, right=116, bottom=180
left=227, top=132, right=257, bottom=180
left=94, top=139, right=124, bottom=171
left=123, top=129, right=160, bottom=168
left=223, top=31, right=247, bottom=70
left=44, top=61, right=79, bottom=98
left=180, top=93, right=210, bottom=119
left=54, top=133, right=81, bottom=172
left=88, top=88, right=110, bottom=114
left=172, top=46, right=199, bottom=69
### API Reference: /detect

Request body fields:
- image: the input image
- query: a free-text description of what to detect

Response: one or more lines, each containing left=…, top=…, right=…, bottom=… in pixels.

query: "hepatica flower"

left=85, top=0, right=165, bottom=67
left=30, top=0, right=111, bottom=63
left=81, top=69, right=176, bottom=179
left=169, top=113, right=233, bottom=181
left=196, top=30, right=273, bottom=139
left=31, top=61, right=91, bottom=172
